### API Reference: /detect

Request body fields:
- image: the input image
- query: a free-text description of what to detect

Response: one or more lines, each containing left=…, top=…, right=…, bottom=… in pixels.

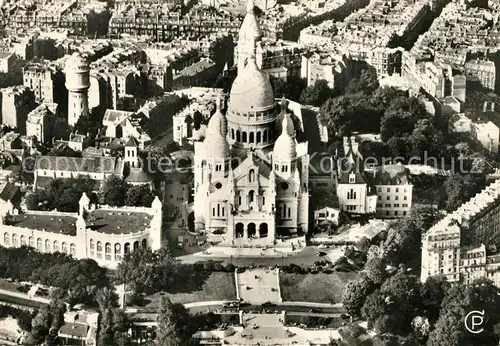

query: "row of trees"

left=115, top=244, right=211, bottom=301
left=25, top=176, right=156, bottom=212
left=100, top=176, right=155, bottom=207
left=0, top=246, right=109, bottom=306
left=342, top=206, right=500, bottom=345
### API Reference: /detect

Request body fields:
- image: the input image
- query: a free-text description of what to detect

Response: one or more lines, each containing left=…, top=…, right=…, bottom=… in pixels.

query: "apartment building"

left=23, top=63, right=64, bottom=103
left=301, top=50, right=351, bottom=89
left=108, top=5, right=240, bottom=42
left=0, top=86, right=37, bottom=135
left=464, top=59, right=496, bottom=91
left=371, top=165, right=413, bottom=218
left=421, top=179, right=500, bottom=287
left=26, top=103, right=59, bottom=144
left=450, top=114, right=499, bottom=154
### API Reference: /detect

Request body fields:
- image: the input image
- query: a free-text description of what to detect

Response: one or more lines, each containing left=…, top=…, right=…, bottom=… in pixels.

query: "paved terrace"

left=236, top=268, right=282, bottom=304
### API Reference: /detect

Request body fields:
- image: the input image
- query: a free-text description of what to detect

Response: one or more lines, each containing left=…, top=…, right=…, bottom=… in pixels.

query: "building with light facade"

left=336, top=137, right=413, bottom=217
left=421, top=179, right=500, bottom=287
left=0, top=193, right=162, bottom=269
left=26, top=103, right=59, bottom=144
left=65, top=52, right=90, bottom=127
left=192, top=0, right=309, bottom=245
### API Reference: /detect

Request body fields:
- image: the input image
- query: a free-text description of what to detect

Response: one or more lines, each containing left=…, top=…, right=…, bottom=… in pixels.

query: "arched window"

left=249, top=132, right=254, bottom=143
left=70, top=243, right=76, bottom=256
left=231, top=129, right=235, bottom=139
left=249, top=190, right=255, bottom=204
left=259, top=223, right=268, bottom=238
left=29, top=236, right=35, bottom=248
left=53, top=240, right=59, bottom=252
left=133, top=241, right=139, bottom=252
left=249, top=169, right=255, bottom=183
left=36, top=238, right=42, bottom=251
left=236, top=130, right=241, bottom=142
left=89, top=239, right=95, bottom=257
left=20, top=235, right=26, bottom=246
left=124, top=243, right=131, bottom=254
left=12, top=234, right=17, bottom=247
left=105, top=243, right=112, bottom=260
left=96, top=241, right=102, bottom=259
left=62, top=242, right=68, bottom=254
left=235, top=223, right=244, bottom=238
left=3, top=233, right=9, bottom=246
left=242, top=131, right=247, bottom=143
left=256, top=132, right=261, bottom=143
left=45, top=239, right=50, bottom=253
left=142, top=239, right=147, bottom=248
left=263, top=130, right=268, bottom=142
left=115, top=243, right=121, bottom=261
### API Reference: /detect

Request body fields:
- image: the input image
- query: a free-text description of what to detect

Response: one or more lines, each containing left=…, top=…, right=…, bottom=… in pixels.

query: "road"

left=179, top=247, right=327, bottom=267
left=128, top=302, right=346, bottom=323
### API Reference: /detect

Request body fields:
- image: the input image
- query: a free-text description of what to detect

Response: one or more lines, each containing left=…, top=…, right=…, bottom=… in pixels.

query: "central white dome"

left=229, top=57, right=275, bottom=112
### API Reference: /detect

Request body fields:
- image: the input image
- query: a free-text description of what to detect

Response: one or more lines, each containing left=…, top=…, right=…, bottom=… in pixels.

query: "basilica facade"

left=192, top=0, right=309, bottom=245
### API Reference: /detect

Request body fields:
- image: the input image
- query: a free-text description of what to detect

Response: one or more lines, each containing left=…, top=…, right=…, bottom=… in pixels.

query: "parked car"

left=317, top=251, right=327, bottom=257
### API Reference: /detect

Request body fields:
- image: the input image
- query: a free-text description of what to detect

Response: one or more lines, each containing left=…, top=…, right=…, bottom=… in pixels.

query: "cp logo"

left=464, top=310, right=485, bottom=334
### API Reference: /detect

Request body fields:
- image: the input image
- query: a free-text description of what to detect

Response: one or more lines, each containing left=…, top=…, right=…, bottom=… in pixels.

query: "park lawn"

left=279, top=272, right=358, bottom=303
left=144, top=272, right=236, bottom=307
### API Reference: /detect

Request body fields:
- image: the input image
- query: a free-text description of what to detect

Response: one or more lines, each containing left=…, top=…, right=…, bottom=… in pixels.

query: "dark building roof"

left=125, top=167, right=153, bottom=183
left=35, top=156, right=119, bottom=174
left=58, top=322, right=89, bottom=339
left=0, top=182, right=21, bottom=205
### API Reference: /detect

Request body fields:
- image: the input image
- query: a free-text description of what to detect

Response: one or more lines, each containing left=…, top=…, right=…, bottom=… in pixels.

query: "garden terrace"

left=140, top=272, right=236, bottom=306
left=279, top=272, right=358, bottom=303
left=8, top=214, right=77, bottom=235
left=87, top=210, right=153, bottom=234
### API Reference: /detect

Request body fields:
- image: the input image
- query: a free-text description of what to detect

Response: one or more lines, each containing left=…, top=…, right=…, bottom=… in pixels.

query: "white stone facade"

left=192, top=2, right=309, bottom=246
left=0, top=194, right=162, bottom=269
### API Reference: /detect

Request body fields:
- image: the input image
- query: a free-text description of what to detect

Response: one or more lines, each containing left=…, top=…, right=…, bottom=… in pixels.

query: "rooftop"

left=8, top=213, right=77, bottom=235
left=58, top=322, right=89, bottom=339
left=86, top=210, right=153, bottom=234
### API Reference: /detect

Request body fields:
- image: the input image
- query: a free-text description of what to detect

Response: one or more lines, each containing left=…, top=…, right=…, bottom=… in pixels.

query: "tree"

left=345, top=67, right=379, bottom=95
left=342, top=278, right=374, bottom=318
left=361, top=290, right=387, bottom=330
left=420, top=276, right=449, bottom=323
left=364, top=257, right=387, bottom=285
left=444, top=173, right=485, bottom=212
left=24, top=176, right=95, bottom=212
left=156, top=297, right=183, bottom=346
left=270, top=75, right=307, bottom=102
left=100, top=175, right=129, bottom=206
left=299, top=79, right=333, bottom=107
left=377, top=271, right=422, bottom=335
left=13, top=156, right=35, bottom=186
left=125, top=184, right=155, bottom=207
left=73, top=105, right=105, bottom=139
left=47, top=143, right=79, bottom=157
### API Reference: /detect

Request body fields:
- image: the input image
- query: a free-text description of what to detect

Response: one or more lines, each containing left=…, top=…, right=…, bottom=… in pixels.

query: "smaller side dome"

left=205, top=131, right=230, bottom=159
left=206, top=93, right=227, bottom=138
left=273, top=114, right=296, bottom=159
